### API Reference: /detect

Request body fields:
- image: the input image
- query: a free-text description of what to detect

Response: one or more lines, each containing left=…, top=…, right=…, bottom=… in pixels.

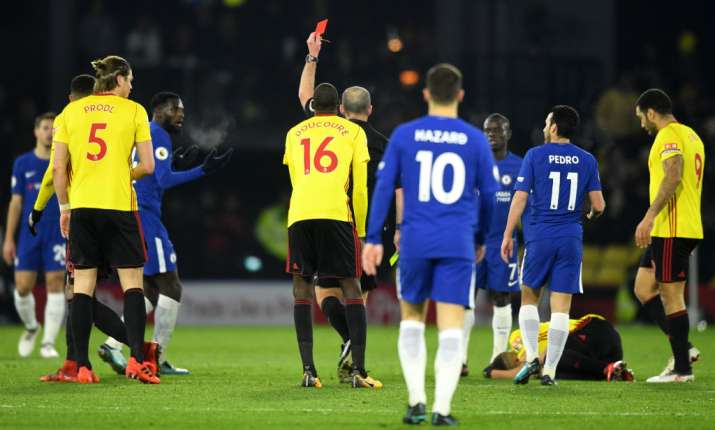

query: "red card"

left=315, top=19, right=328, bottom=37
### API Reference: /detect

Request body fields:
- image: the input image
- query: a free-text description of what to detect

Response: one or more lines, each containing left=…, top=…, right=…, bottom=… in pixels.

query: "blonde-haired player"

left=53, top=55, right=158, bottom=384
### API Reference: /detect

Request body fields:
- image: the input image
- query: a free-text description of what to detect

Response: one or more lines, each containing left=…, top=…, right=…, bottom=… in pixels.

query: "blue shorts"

left=141, top=214, right=177, bottom=276
left=15, top=220, right=65, bottom=272
left=520, top=237, right=583, bottom=294
left=476, top=246, right=520, bottom=293
left=397, top=257, right=475, bottom=308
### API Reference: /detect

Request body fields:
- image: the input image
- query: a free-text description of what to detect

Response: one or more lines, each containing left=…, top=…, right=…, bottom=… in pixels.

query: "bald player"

left=298, top=31, right=395, bottom=382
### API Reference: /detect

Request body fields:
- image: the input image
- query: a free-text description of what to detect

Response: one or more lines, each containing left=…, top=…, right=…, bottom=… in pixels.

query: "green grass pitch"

left=0, top=325, right=712, bottom=429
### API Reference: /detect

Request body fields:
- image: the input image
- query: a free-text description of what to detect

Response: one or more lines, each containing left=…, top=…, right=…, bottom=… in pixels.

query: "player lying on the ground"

left=100, top=91, right=233, bottom=376
left=484, top=314, right=633, bottom=382
left=297, top=30, right=394, bottom=383
left=4, top=112, right=65, bottom=359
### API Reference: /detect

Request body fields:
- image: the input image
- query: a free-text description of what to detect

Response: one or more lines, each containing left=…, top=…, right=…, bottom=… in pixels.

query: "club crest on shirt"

left=155, top=147, right=169, bottom=160
left=501, top=174, right=512, bottom=186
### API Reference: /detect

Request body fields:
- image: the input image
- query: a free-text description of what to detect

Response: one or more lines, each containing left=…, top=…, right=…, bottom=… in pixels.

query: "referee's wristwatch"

left=305, top=54, right=319, bottom=63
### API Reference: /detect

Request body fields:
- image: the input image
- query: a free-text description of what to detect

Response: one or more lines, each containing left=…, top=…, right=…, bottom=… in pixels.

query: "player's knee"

left=292, top=276, right=313, bottom=299
left=14, top=283, right=33, bottom=296
left=490, top=291, right=511, bottom=307
left=45, top=272, right=65, bottom=293
left=157, top=271, right=182, bottom=302
left=338, top=278, right=361, bottom=300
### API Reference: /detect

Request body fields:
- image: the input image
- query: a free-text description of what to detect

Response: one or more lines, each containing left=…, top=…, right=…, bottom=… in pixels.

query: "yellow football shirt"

left=53, top=94, right=151, bottom=211
left=648, top=122, right=704, bottom=238
left=283, top=114, right=370, bottom=236
left=509, top=314, right=605, bottom=361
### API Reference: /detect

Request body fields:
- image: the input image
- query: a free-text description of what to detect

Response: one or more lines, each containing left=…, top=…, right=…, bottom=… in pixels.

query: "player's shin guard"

left=518, top=304, right=540, bottom=362
left=543, top=312, right=569, bottom=379
left=433, top=329, right=463, bottom=416
left=294, top=299, right=316, bottom=375
left=491, top=304, right=512, bottom=361
left=66, top=300, right=76, bottom=361
left=123, top=289, right=147, bottom=362
left=667, top=310, right=691, bottom=374
left=320, top=296, right=350, bottom=343
left=104, top=297, right=151, bottom=349
left=462, top=309, right=475, bottom=364
left=13, top=289, right=39, bottom=331
left=93, top=298, right=128, bottom=345
left=71, top=293, right=94, bottom=368
left=42, top=292, right=66, bottom=345
left=398, top=320, right=427, bottom=406
left=345, top=299, right=367, bottom=372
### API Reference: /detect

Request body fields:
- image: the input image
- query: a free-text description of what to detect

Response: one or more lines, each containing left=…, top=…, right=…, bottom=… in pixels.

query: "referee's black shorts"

left=286, top=219, right=361, bottom=280
left=650, top=237, right=700, bottom=283
left=69, top=208, right=147, bottom=269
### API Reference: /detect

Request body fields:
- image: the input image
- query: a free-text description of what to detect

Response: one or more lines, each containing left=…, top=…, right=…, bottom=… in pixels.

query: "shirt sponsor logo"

left=548, top=155, right=579, bottom=164
left=496, top=191, right=512, bottom=203
left=414, top=129, right=468, bottom=145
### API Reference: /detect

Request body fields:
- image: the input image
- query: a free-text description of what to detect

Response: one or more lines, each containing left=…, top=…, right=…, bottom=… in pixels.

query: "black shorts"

left=638, top=245, right=654, bottom=269
left=286, top=219, right=361, bottom=279
left=316, top=273, right=377, bottom=292
left=69, top=208, right=147, bottom=269
left=650, top=237, right=699, bottom=283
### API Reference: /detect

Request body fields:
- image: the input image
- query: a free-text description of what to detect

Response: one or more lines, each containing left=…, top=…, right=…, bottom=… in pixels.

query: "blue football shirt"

left=11, top=151, right=59, bottom=222
left=367, top=115, right=499, bottom=260
left=514, top=142, right=601, bottom=241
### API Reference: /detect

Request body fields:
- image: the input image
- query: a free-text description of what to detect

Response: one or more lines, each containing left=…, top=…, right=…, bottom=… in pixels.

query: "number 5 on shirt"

left=87, top=123, right=107, bottom=161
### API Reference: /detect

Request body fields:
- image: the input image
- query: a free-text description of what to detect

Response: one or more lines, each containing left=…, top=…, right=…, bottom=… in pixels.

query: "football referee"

left=633, top=88, right=705, bottom=383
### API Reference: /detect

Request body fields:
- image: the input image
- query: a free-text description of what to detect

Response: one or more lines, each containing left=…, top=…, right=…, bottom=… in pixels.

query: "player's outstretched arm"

left=131, top=140, right=155, bottom=181
left=501, top=191, right=528, bottom=263
left=298, top=32, right=321, bottom=109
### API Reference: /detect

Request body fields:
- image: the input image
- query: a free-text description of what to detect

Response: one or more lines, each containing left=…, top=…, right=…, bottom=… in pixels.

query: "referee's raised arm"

left=298, top=32, right=321, bottom=112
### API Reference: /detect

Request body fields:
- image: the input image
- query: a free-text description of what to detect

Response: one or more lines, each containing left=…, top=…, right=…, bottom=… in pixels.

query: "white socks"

left=41, top=292, right=65, bottom=345
left=433, top=329, right=463, bottom=416
left=105, top=296, right=155, bottom=350
left=543, top=312, right=569, bottom=379
left=153, top=294, right=180, bottom=351
left=518, top=304, right=540, bottom=363
left=491, top=304, right=512, bottom=361
left=14, top=289, right=38, bottom=331
left=461, top=309, right=475, bottom=364
left=398, top=320, right=427, bottom=406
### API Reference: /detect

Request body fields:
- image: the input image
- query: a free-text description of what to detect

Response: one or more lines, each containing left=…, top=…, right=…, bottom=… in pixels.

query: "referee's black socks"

left=71, top=293, right=94, bottom=368
left=65, top=300, right=76, bottom=362
left=667, top=310, right=691, bottom=374
left=320, top=296, right=350, bottom=343
left=123, top=288, right=147, bottom=362
left=345, top=298, right=367, bottom=374
left=294, top=299, right=317, bottom=376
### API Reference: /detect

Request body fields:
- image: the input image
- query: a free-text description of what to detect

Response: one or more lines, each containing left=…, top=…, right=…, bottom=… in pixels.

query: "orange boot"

left=126, top=357, right=160, bottom=384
